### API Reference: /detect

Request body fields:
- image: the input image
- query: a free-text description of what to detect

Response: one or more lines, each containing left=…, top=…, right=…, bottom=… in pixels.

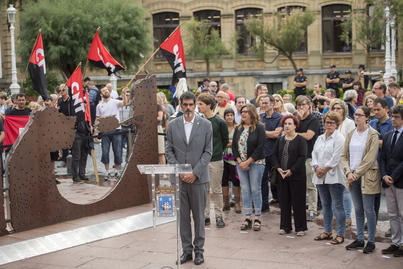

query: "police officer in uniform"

left=325, top=64, right=340, bottom=98
left=342, top=70, right=354, bottom=92
left=293, top=68, right=308, bottom=97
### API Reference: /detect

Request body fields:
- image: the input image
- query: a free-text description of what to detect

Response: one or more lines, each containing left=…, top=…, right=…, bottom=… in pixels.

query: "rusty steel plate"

left=3, top=75, right=157, bottom=233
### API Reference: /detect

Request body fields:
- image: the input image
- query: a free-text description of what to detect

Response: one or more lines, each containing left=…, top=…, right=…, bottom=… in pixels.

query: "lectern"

left=137, top=164, right=192, bottom=268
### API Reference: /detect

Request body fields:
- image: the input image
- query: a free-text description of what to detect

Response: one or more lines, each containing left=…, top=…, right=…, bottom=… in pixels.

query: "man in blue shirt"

left=259, top=94, right=283, bottom=211
left=369, top=97, right=394, bottom=237
left=373, top=81, right=394, bottom=110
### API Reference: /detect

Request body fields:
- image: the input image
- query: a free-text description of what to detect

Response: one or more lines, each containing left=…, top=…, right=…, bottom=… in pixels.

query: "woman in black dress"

left=272, top=115, right=308, bottom=236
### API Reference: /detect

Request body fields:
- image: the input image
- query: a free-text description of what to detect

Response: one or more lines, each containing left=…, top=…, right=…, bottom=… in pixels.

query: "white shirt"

left=183, top=115, right=195, bottom=144
left=339, top=118, right=355, bottom=137
left=349, top=128, right=369, bottom=171
left=110, top=90, right=119, bottom=99
left=96, top=99, right=121, bottom=128
left=311, top=130, right=346, bottom=185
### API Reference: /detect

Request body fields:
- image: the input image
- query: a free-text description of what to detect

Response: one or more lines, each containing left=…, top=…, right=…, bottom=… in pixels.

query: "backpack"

left=90, top=88, right=101, bottom=105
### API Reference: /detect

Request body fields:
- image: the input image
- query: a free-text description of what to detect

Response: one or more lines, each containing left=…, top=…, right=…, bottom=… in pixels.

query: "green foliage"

left=247, top=9, right=315, bottom=71
left=18, top=0, right=151, bottom=78
left=340, top=1, right=386, bottom=71
left=22, top=72, right=59, bottom=97
left=185, top=19, right=228, bottom=77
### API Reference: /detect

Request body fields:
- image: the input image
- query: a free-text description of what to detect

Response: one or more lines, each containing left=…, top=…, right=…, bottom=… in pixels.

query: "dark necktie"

left=391, top=131, right=399, bottom=151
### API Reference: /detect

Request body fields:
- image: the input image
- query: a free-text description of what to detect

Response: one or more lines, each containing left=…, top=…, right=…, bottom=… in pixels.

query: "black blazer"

left=271, top=135, right=307, bottom=181
left=380, top=130, right=403, bottom=188
left=232, top=124, right=266, bottom=162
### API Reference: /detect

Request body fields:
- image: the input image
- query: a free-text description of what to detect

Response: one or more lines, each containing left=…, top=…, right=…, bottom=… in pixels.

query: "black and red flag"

left=87, top=30, right=125, bottom=78
left=28, top=31, right=48, bottom=99
left=66, top=66, right=91, bottom=133
left=160, top=27, right=186, bottom=85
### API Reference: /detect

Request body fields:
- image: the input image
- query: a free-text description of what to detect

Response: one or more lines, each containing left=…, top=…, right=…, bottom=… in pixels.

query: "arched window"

left=322, top=4, right=351, bottom=52
left=278, top=6, right=308, bottom=53
left=235, top=8, right=263, bottom=55
left=193, top=10, right=221, bottom=35
left=153, top=12, right=180, bottom=58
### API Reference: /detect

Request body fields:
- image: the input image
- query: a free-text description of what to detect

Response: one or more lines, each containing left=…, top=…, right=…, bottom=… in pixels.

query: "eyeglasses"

left=354, top=113, right=366, bottom=117
left=332, top=107, right=343, bottom=111
left=325, top=121, right=337, bottom=125
left=241, top=110, right=249, bottom=114
left=372, top=87, right=381, bottom=90
left=391, top=115, right=402, bottom=119
left=182, top=103, right=194, bottom=107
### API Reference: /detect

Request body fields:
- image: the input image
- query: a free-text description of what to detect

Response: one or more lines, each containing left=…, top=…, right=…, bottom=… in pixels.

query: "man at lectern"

left=165, top=91, right=213, bottom=265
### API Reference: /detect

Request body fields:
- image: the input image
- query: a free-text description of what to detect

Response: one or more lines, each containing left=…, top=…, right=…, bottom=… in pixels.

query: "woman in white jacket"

left=311, top=111, right=346, bottom=244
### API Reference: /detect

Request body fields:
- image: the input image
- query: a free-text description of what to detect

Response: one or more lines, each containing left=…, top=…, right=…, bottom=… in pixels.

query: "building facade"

left=0, top=1, right=401, bottom=99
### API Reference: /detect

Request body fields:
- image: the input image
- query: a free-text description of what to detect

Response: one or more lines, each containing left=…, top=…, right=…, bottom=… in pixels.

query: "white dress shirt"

left=311, top=129, right=346, bottom=185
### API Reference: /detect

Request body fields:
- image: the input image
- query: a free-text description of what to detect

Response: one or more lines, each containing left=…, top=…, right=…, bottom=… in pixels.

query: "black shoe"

left=345, top=239, right=365, bottom=250
left=262, top=204, right=270, bottom=212
left=216, top=217, right=225, bottom=228
left=363, top=242, right=376, bottom=254
left=177, top=252, right=192, bottom=264
left=205, top=218, right=210, bottom=225
left=194, top=253, right=204, bottom=265
left=393, top=247, right=403, bottom=257
left=382, top=244, right=400, bottom=254
left=385, top=228, right=392, bottom=237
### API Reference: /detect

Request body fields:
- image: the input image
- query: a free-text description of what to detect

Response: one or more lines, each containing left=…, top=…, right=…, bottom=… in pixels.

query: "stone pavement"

left=0, top=200, right=402, bottom=269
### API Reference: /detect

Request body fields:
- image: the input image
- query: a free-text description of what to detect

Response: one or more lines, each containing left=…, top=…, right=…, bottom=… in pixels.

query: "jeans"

left=317, top=184, right=346, bottom=235
left=349, top=179, right=377, bottom=243
left=101, top=131, right=122, bottom=165
left=332, top=188, right=352, bottom=219
left=237, top=163, right=264, bottom=216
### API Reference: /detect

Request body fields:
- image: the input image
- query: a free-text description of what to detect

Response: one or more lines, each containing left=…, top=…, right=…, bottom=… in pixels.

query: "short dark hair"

left=235, top=96, right=246, bottom=104
left=390, top=104, right=403, bottom=117
left=388, top=82, right=400, bottom=89
left=16, top=93, right=27, bottom=99
left=223, top=108, right=236, bottom=123
left=260, top=94, right=275, bottom=102
left=314, top=83, right=322, bottom=88
left=352, top=81, right=362, bottom=88
left=376, top=82, right=387, bottom=94
left=197, top=93, right=216, bottom=110
left=358, top=106, right=371, bottom=118
left=373, top=97, right=388, bottom=108
left=389, top=76, right=396, bottom=81
left=180, top=91, right=196, bottom=104
left=280, top=114, right=300, bottom=128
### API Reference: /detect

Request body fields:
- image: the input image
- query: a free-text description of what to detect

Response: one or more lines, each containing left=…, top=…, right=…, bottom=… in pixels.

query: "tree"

left=18, top=0, right=151, bottom=79
left=340, top=0, right=386, bottom=71
left=247, top=8, right=315, bottom=71
left=185, top=19, right=228, bottom=77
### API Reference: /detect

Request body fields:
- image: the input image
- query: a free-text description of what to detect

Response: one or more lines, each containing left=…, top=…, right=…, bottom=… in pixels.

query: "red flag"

left=28, top=32, right=48, bottom=99
left=87, top=30, right=125, bottom=78
left=66, top=67, right=91, bottom=133
left=3, top=116, right=30, bottom=149
left=160, top=27, right=186, bottom=85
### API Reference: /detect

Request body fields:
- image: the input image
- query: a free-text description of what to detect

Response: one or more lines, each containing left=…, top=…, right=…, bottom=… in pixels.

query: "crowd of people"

left=0, top=78, right=131, bottom=184
left=163, top=70, right=403, bottom=265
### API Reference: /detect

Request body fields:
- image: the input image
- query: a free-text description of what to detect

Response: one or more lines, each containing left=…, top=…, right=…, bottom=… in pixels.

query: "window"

left=322, top=4, right=351, bottom=53
left=235, top=8, right=262, bottom=55
left=153, top=12, right=180, bottom=58
left=278, top=6, right=308, bottom=53
left=193, top=10, right=221, bottom=35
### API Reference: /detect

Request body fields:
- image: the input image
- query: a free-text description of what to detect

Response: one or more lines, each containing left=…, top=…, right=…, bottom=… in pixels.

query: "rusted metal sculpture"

left=0, top=75, right=157, bottom=235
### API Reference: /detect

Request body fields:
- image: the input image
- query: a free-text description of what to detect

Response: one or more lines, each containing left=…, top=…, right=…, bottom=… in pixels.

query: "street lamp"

left=6, top=4, right=20, bottom=94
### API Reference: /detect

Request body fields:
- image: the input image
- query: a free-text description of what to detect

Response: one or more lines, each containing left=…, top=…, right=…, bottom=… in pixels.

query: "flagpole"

left=83, top=27, right=100, bottom=78
left=21, top=29, right=42, bottom=92
left=124, top=23, right=183, bottom=88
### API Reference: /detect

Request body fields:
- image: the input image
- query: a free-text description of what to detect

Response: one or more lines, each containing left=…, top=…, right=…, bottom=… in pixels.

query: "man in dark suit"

left=380, top=104, right=403, bottom=257
left=165, top=91, right=213, bottom=265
